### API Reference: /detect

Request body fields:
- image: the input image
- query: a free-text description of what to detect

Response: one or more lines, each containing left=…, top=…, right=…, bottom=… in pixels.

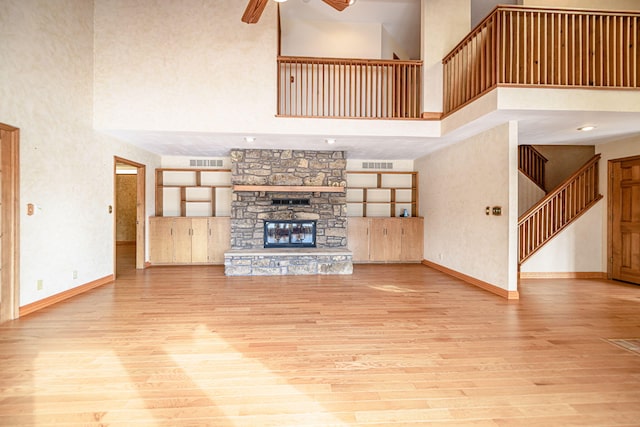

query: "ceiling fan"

left=242, top=0, right=354, bottom=24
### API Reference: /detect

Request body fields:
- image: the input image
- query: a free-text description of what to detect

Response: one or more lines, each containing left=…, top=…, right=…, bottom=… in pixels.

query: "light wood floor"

left=1, top=246, right=640, bottom=426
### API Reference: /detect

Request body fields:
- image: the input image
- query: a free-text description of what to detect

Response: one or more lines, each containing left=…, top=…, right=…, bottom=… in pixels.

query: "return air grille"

left=189, top=159, right=224, bottom=167
left=362, top=162, right=393, bottom=170
left=272, top=199, right=310, bottom=206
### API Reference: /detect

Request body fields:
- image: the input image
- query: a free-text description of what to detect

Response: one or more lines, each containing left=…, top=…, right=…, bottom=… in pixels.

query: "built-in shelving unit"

left=155, top=168, right=232, bottom=217
left=346, top=171, right=418, bottom=217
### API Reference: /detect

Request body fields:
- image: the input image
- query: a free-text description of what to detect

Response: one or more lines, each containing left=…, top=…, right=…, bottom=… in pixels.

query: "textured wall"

left=0, top=0, right=160, bottom=306
left=416, top=122, right=519, bottom=292
left=230, top=149, right=347, bottom=250
left=532, top=145, right=595, bottom=191
left=518, top=170, right=545, bottom=216
left=281, top=20, right=383, bottom=59
left=422, top=0, right=471, bottom=112
left=93, top=0, right=279, bottom=133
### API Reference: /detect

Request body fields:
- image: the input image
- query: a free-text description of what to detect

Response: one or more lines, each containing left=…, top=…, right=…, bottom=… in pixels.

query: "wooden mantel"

left=233, top=185, right=345, bottom=193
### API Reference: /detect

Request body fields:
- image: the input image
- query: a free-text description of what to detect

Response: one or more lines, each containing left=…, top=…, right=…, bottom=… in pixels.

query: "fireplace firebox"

left=264, top=220, right=316, bottom=248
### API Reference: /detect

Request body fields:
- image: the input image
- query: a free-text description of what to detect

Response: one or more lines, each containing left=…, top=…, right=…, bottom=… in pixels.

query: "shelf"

left=233, top=185, right=345, bottom=193
left=156, top=168, right=232, bottom=217
left=346, top=170, right=418, bottom=218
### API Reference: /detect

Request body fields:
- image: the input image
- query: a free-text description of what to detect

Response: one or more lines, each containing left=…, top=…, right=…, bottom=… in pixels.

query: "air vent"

left=272, top=199, right=310, bottom=206
left=189, top=159, right=224, bottom=167
left=362, top=161, right=393, bottom=170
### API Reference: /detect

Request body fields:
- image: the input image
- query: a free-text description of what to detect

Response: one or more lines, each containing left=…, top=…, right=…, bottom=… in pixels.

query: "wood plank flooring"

left=1, top=246, right=640, bottom=426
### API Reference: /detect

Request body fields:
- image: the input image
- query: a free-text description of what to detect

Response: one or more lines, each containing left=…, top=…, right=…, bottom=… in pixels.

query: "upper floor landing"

left=92, top=1, right=640, bottom=158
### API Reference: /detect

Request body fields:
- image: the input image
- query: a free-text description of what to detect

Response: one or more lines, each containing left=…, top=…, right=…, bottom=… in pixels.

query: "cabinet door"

left=190, top=218, right=209, bottom=263
left=347, top=218, right=370, bottom=262
left=208, top=217, right=230, bottom=264
left=369, top=218, right=402, bottom=262
left=173, top=218, right=193, bottom=264
left=400, top=218, right=424, bottom=261
left=149, top=217, right=174, bottom=264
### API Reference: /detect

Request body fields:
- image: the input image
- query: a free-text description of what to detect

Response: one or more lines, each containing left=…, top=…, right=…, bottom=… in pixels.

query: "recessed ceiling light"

left=273, top=0, right=287, bottom=3
left=326, top=138, right=336, bottom=145
left=577, top=125, right=596, bottom=132
left=244, top=136, right=255, bottom=143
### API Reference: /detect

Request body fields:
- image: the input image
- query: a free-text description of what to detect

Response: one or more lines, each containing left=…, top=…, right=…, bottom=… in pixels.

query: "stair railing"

left=518, top=145, right=547, bottom=191
left=518, top=154, right=602, bottom=264
left=277, top=56, right=423, bottom=119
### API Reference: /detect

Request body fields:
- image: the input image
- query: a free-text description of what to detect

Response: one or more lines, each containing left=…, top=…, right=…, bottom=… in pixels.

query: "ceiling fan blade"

left=242, top=0, right=269, bottom=24
left=321, top=0, right=350, bottom=12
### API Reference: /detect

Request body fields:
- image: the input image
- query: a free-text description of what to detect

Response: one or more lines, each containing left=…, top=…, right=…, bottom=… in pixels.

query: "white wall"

left=93, top=0, right=279, bottom=133
left=533, top=145, right=595, bottom=191
left=421, top=0, right=471, bottom=113
left=381, top=26, right=410, bottom=60
left=0, top=0, right=160, bottom=306
left=520, top=202, right=604, bottom=273
left=416, top=122, right=519, bottom=292
left=281, top=20, right=383, bottom=59
left=518, top=171, right=545, bottom=216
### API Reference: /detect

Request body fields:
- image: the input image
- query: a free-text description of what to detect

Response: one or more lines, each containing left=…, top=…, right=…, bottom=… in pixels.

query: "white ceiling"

left=104, top=108, right=640, bottom=160
left=105, top=0, right=640, bottom=160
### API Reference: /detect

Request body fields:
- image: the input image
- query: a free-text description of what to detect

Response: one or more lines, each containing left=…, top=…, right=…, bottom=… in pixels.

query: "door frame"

left=0, top=123, right=20, bottom=322
left=607, top=154, right=640, bottom=280
left=114, top=157, right=146, bottom=271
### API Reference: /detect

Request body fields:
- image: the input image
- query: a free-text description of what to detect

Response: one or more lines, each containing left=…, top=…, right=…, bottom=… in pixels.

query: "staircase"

left=518, top=145, right=547, bottom=191
left=518, top=154, right=602, bottom=264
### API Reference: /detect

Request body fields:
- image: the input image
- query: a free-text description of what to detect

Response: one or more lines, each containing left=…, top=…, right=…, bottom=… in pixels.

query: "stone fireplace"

left=224, top=149, right=353, bottom=276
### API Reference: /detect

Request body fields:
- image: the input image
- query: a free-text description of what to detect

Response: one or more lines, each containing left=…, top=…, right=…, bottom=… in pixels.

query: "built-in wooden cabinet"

left=149, top=217, right=230, bottom=265
left=346, top=171, right=418, bottom=218
left=151, top=168, right=231, bottom=265
left=348, top=217, right=424, bottom=263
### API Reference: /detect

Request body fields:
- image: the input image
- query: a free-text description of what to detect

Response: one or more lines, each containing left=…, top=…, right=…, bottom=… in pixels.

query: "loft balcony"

left=277, top=6, right=639, bottom=122
left=443, top=5, right=640, bottom=116
left=277, top=56, right=422, bottom=119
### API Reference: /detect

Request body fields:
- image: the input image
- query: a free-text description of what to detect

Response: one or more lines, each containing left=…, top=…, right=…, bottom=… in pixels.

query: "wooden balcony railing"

left=518, top=145, right=547, bottom=191
left=443, top=6, right=640, bottom=115
left=277, top=56, right=422, bottom=119
left=518, top=154, right=602, bottom=264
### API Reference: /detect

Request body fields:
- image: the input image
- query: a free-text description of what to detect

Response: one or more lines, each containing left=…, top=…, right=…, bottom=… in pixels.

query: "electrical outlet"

left=37, top=280, right=43, bottom=291
left=73, top=270, right=78, bottom=279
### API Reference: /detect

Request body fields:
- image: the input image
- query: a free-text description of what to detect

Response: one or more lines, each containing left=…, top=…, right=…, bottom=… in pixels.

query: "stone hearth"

left=224, top=248, right=353, bottom=276
left=224, top=149, right=352, bottom=276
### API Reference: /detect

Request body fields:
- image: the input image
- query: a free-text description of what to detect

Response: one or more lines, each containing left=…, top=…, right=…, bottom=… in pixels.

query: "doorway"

left=609, top=155, right=640, bottom=284
left=0, top=123, right=20, bottom=322
left=114, top=157, right=146, bottom=275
